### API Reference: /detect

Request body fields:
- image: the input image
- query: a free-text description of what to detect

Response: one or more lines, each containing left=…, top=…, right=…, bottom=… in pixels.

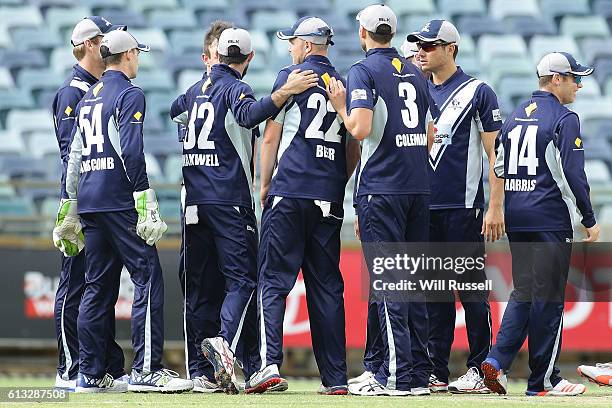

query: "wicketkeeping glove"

left=134, top=188, right=167, bottom=246
left=52, top=199, right=84, bottom=257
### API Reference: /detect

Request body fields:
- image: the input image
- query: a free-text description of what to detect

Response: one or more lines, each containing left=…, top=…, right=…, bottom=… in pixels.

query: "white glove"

left=134, top=188, right=167, bottom=246
left=52, top=199, right=84, bottom=257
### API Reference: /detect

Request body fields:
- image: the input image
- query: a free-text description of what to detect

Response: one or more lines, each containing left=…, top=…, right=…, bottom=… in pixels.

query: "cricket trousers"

left=427, top=208, right=492, bottom=383
left=258, top=197, right=347, bottom=387
left=356, top=194, right=432, bottom=391
left=183, top=203, right=260, bottom=379
left=78, top=210, right=164, bottom=378
left=487, top=230, right=572, bottom=392
left=55, top=252, right=125, bottom=380
left=178, top=187, right=225, bottom=380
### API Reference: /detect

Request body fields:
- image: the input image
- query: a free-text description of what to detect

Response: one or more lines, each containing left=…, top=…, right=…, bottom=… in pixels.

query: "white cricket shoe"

left=128, top=369, right=193, bottom=393
left=201, top=336, right=239, bottom=394
left=192, top=376, right=224, bottom=393
left=348, top=370, right=374, bottom=385
left=75, top=373, right=127, bottom=393
left=348, top=377, right=390, bottom=396
left=411, top=386, right=431, bottom=396
left=481, top=359, right=508, bottom=395
left=54, top=374, right=76, bottom=391
left=449, top=367, right=490, bottom=394
left=526, top=379, right=586, bottom=396
left=245, top=364, right=286, bottom=394
left=578, top=362, right=612, bottom=386
left=428, top=374, right=448, bottom=393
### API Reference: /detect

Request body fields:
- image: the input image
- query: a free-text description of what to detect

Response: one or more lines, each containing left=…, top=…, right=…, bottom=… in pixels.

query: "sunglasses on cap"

left=417, top=41, right=452, bottom=52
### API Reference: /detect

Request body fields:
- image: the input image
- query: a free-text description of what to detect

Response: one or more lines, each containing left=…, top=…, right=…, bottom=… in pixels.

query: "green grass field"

left=0, top=377, right=610, bottom=408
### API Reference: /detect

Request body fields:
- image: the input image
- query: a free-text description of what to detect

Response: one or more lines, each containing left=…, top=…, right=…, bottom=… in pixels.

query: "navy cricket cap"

left=407, top=19, right=460, bottom=45
left=276, top=16, right=334, bottom=45
left=536, top=52, right=594, bottom=77
left=71, top=16, right=125, bottom=46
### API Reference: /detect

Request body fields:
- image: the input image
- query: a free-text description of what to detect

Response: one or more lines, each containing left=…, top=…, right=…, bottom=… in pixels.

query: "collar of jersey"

left=304, top=54, right=332, bottom=66
left=73, top=64, right=98, bottom=86
left=365, top=47, right=399, bottom=58
left=102, top=69, right=130, bottom=81
left=430, top=66, right=465, bottom=89
left=211, top=64, right=242, bottom=81
left=531, top=90, right=558, bottom=100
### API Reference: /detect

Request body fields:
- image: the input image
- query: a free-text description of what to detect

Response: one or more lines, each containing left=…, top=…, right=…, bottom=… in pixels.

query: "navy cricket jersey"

left=170, top=63, right=279, bottom=208
left=494, top=91, right=596, bottom=232
left=428, top=67, right=502, bottom=209
left=347, top=47, right=432, bottom=197
left=64, top=70, right=150, bottom=213
left=52, top=64, right=99, bottom=195
left=268, top=55, right=349, bottom=204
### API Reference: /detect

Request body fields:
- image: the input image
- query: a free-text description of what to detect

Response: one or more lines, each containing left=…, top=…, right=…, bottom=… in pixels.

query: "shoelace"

left=159, top=368, right=179, bottom=379
left=458, top=367, right=480, bottom=383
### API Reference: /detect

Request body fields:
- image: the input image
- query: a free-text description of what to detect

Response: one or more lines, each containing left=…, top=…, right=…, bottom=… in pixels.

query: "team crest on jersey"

left=449, top=98, right=463, bottom=111
left=64, top=106, right=73, bottom=116
left=321, top=72, right=331, bottom=87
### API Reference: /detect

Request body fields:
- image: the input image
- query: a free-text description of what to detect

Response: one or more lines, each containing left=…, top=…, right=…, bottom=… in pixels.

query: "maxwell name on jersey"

left=182, top=153, right=219, bottom=167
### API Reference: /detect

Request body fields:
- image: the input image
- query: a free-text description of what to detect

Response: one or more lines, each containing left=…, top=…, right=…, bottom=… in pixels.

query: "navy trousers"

left=54, top=253, right=125, bottom=379
left=487, top=230, right=572, bottom=392
left=79, top=210, right=164, bottom=378
left=258, top=197, right=347, bottom=387
left=356, top=194, right=432, bottom=391
left=183, top=204, right=259, bottom=379
left=427, top=208, right=491, bottom=383
left=178, top=196, right=225, bottom=380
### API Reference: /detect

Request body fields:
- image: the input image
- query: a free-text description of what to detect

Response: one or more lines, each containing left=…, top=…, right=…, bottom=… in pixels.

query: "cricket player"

left=481, top=52, right=599, bottom=396
left=51, top=16, right=127, bottom=391
left=251, top=16, right=360, bottom=395
left=175, top=27, right=318, bottom=394
left=407, top=19, right=504, bottom=393
left=54, top=29, right=193, bottom=393
left=327, top=4, right=435, bottom=396
left=170, top=20, right=232, bottom=394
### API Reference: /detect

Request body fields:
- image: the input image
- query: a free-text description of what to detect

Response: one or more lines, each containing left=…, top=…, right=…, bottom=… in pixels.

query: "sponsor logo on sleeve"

left=351, top=89, right=368, bottom=102
left=492, top=108, right=502, bottom=121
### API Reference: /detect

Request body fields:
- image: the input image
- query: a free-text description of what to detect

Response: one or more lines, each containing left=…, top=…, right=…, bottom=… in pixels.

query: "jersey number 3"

left=184, top=102, right=215, bottom=150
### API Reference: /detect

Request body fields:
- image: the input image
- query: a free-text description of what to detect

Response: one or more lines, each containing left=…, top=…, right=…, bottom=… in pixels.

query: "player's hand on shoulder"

left=282, top=69, right=319, bottom=95
left=133, top=188, right=168, bottom=246
left=326, top=77, right=346, bottom=113
left=583, top=223, right=600, bottom=243
left=52, top=199, right=84, bottom=257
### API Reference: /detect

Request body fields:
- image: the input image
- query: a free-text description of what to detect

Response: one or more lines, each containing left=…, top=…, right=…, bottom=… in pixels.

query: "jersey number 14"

left=507, top=124, right=539, bottom=175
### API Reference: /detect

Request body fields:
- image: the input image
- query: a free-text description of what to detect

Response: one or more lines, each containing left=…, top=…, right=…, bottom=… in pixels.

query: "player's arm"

left=477, top=85, right=505, bottom=241
left=327, top=65, right=374, bottom=140
left=230, top=70, right=318, bottom=129
left=64, top=120, right=83, bottom=200
left=117, top=88, right=150, bottom=191
left=260, top=119, right=282, bottom=208
left=346, top=137, right=361, bottom=177
left=556, top=113, right=599, bottom=242
left=170, top=92, right=189, bottom=124
left=53, top=88, right=82, bottom=163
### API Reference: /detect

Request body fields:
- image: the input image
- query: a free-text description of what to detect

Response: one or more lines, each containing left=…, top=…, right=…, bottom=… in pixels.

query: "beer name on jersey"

left=182, top=153, right=220, bottom=167
left=505, top=178, right=537, bottom=192
left=396, top=133, right=427, bottom=148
